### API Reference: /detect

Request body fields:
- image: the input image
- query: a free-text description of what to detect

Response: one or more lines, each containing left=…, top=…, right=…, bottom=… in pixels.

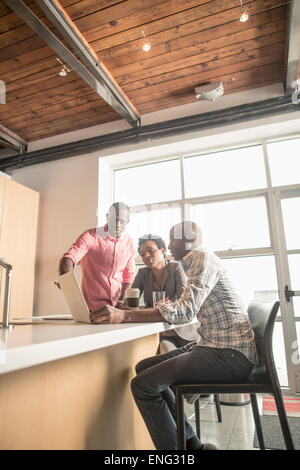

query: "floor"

left=185, top=395, right=260, bottom=450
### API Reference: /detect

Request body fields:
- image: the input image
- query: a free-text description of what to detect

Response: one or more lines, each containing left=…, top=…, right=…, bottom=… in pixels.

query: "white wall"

left=10, top=85, right=300, bottom=316
left=12, top=153, right=99, bottom=315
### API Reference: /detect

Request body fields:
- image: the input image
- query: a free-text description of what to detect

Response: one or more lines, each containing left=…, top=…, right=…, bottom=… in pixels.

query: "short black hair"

left=109, top=202, right=130, bottom=214
left=138, top=234, right=166, bottom=254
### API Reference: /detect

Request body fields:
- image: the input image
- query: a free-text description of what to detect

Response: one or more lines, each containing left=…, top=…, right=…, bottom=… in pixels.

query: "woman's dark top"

left=132, top=261, right=200, bottom=342
left=132, top=261, right=187, bottom=307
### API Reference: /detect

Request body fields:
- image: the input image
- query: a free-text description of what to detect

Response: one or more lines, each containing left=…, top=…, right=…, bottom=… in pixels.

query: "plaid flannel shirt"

left=157, top=247, right=258, bottom=365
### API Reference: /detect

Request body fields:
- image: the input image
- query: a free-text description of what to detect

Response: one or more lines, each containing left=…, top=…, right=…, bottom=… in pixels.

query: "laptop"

left=58, top=271, right=91, bottom=323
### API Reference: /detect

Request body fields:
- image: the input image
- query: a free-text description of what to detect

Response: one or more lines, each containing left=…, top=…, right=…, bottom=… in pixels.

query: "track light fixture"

left=239, top=0, right=249, bottom=22
left=57, top=57, right=70, bottom=77
left=141, top=30, right=151, bottom=52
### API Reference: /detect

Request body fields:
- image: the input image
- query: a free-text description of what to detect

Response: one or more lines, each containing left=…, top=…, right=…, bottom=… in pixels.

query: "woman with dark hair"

left=131, top=234, right=200, bottom=353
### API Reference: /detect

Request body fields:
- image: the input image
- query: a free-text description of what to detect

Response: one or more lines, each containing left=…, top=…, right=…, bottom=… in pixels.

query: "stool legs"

left=194, top=398, right=201, bottom=440
left=272, top=389, right=295, bottom=450
left=193, top=395, right=222, bottom=442
left=214, top=394, right=222, bottom=422
left=176, top=389, right=186, bottom=449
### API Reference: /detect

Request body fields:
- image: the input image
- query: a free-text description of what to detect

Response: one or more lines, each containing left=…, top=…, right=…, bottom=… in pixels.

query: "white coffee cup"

left=125, top=288, right=140, bottom=308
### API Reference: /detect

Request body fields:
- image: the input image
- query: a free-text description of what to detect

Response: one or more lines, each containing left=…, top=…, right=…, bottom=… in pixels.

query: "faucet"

left=0, top=258, right=13, bottom=328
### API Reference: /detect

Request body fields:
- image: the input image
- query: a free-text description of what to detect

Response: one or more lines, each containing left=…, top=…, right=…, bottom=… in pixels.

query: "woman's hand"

left=89, top=305, right=128, bottom=324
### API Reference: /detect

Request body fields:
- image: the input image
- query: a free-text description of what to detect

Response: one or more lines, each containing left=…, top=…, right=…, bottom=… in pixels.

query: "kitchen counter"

left=0, top=318, right=193, bottom=449
left=0, top=319, right=175, bottom=375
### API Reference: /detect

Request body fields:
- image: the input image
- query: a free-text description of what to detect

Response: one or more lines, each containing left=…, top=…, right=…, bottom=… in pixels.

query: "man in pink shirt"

left=58, top=202, right=136, bottom=314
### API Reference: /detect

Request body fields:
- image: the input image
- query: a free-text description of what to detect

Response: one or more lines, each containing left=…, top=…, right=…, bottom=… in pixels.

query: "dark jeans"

left=131, top=344, right=253, bottom=450
left=158, top=332, right=191, bottom=354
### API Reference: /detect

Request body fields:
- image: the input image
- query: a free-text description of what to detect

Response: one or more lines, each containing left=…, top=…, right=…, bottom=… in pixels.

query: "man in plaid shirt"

left=93, top=221, right=258, bottom=450
left=157, top=224, right=258, bottom=366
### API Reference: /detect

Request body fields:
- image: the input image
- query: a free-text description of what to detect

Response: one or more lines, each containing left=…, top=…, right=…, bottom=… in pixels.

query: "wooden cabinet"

left=0, top=175, right=39, bottom=321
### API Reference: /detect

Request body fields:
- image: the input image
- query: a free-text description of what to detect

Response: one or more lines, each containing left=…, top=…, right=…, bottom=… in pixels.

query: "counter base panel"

left=0, top=333, right=158, bottom=450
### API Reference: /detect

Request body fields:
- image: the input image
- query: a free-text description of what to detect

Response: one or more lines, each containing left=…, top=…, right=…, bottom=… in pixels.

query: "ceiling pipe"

left=0, top=124, right=28, bottom=154
left=0, top=95, right=299, bottom=173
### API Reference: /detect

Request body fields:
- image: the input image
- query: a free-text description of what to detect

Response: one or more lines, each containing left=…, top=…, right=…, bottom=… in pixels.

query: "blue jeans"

left=131, top=343, right=253, bottom=450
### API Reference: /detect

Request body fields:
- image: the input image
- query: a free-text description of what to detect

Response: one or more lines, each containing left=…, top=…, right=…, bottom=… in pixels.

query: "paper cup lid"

left=125, top=288, right=140, bottom=298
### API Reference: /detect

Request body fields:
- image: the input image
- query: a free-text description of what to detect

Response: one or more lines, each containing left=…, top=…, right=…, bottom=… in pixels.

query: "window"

left=184, top=146, right=266, bottom=198
left=281, top=197, right=300, bottom=250
left=127, top=204, right=181, bottom=250
left=267, top=138, right=300, bottom=187
left=114, top=159, right=181, bottom=206
left=221, top=256, right=278, bottom=309
left=187, top=197, right=270, bottom=251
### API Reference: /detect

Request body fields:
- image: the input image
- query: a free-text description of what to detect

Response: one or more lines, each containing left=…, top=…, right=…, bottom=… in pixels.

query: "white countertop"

left=0, top=319, right=175, bottom=375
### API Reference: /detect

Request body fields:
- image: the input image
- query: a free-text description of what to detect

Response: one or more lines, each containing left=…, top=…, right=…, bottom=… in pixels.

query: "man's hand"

left=55, top=257, right=74, bottom=289
left=89, top=305, right=128, bottom=324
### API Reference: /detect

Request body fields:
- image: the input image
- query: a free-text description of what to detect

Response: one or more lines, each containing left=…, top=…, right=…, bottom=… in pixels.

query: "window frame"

left=104, top=133, right=300, bottom=393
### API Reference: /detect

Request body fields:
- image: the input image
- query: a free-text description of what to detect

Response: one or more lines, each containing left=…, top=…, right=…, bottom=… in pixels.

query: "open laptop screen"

left=58, top=271, right=91, bottom=323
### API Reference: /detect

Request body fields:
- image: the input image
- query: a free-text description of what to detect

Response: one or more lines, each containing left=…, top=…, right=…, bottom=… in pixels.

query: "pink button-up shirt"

left=63, top=226, right=136, bottom=312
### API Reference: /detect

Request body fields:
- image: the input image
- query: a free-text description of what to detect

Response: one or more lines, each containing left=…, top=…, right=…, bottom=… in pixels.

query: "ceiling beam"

left=285, top=0, right=300, bottom=94
left=1, top=95, right=299, bottom=172
left=4, top=0, right=140, bottom=128
left=0, top=124, right=28, bottom=154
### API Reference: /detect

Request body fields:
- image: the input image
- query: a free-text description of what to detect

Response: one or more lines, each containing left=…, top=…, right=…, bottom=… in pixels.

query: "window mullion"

left=184, top=188, right=268, bottom=206
left=179, top=155, right=186, bottom=221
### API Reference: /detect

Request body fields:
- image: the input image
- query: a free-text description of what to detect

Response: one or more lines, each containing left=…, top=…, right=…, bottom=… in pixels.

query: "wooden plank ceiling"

left=0, top=0, right=291, bottom=142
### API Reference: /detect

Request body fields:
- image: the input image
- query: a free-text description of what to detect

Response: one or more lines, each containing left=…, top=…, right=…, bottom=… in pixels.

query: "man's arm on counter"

left=90, top=306, right=164, bottom=324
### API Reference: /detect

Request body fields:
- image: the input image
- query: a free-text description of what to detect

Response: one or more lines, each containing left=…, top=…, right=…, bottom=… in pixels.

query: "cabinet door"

left=0, top=178, right=39, bottom=320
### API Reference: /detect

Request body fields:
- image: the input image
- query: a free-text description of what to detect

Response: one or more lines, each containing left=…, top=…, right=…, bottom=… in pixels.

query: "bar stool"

left=192, top=394, right=222, bottom=440
left=175, top=301, right=295, bottom=450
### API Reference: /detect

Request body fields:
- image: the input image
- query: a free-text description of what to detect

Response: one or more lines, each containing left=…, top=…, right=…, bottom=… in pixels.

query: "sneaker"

left=200, top=443, right=219, bottom=450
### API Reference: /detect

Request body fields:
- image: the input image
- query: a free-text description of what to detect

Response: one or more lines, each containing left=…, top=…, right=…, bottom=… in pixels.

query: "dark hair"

left=109, top=202, right=130, bottom=214
left=138, top=234, right=166, bottom=255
